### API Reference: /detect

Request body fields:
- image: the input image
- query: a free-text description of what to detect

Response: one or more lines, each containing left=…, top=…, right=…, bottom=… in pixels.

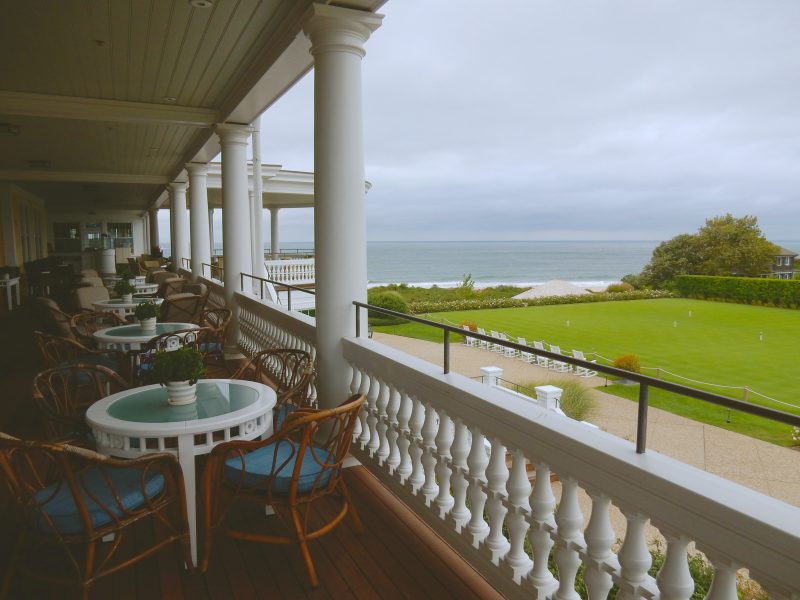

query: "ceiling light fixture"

left=190, top=0, right=214, bottom=8
left=162, top=96, right=177, bottom=104
left=0, top=123, right=21, bottom=135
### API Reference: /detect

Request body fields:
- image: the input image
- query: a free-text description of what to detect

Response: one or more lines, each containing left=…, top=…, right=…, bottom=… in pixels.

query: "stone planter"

left=122, top=293, right=133, bottom=303
left=165, top=381, right=197, bottom=405
left=139, top=317, right=156, bottom=332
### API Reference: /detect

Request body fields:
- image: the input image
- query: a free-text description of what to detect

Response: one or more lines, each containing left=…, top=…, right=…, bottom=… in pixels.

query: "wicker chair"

left=31, top=297, right=76, bottom=339
left=199, top=308, right=232, bottom=357
left=33, top=331, right=128, bottom=378
left=159, top=293, right=205, bottom=324
left=31, top=364, right=129, bottom=442
left=200, top=393, right=366, bottom=587
left=136, top=327, right=221, bottom=382
left=73, top=285, right=110, bottom=311
left=69, top=311, right=126, bottom=348
left=0, top=433, right=191, bottom=599
left=230, top=349, right=315, bottom=427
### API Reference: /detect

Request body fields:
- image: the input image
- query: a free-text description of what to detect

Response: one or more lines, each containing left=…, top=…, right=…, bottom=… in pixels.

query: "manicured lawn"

left=374, top=298, right=800, bottom=445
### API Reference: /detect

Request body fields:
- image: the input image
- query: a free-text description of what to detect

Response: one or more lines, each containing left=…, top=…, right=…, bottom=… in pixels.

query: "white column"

left=270, top=207, right=280, bottom=259
left=149, top=208, right=160, bottom=254
left=170, top=181, right=190, bottom=273
left=304, top=4, right=382, bottom=408
left=248, top=190, right=257, bottom=273
left=208, top=209, right=215, bottom=260
left=187, top=163, right=211, bottom=280
left=251, top=118, right=265, bottom=277
left=141, top=214, right=149, bottom=255
left=216, top=123, right=254, bottom=356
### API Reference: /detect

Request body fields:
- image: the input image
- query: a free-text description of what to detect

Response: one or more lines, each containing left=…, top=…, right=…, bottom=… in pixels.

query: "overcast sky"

left=164, top=0, right=800, bottom=245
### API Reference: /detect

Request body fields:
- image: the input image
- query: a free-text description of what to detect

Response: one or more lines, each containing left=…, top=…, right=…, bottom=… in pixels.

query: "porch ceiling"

left=0, top=0, right=385, bottom=213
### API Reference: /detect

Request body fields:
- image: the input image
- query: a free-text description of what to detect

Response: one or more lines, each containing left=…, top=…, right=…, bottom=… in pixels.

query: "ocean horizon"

left=166, top=239, right=800, bottom=289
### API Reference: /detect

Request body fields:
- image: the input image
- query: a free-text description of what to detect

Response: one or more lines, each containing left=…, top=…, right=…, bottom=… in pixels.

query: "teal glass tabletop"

left=104, top=323, right=193, bottom=337
left=107, top=381, right=260, bottom=423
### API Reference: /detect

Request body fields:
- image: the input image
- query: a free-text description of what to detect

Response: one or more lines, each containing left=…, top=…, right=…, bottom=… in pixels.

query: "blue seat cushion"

left=224, top=440, right=333, bottom=495
left=199, top=342, right=224, bottom=354
left=34, top=466, right=165, bottom=534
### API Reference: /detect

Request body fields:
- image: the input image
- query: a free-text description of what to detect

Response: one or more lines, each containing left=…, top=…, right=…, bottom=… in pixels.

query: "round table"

left=93, top=297, right=164, bottom=320
left=133, top=283, right=159, bottom=295
left=93, top=322, right=197, bottom=350
left=87, top=379, right=276, bottom=566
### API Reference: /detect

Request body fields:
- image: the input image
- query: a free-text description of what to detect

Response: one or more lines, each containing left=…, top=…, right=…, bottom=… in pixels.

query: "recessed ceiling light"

left=190, top=0, right=213, bottom=7
left=0, top=122, right=20, bottom=135
left=162, top=96, right=177, bottom=104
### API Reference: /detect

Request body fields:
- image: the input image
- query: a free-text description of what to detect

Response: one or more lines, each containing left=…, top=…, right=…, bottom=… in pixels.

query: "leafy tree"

left=626, top=214, right=779, bottom=288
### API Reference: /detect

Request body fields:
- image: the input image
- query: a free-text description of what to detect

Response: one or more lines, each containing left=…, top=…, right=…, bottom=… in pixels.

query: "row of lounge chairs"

left=460, top=325, right=598, bottom=378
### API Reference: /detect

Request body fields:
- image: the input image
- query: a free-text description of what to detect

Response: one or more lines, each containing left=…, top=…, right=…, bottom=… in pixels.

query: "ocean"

left=179, top=239, right=800, bottom=289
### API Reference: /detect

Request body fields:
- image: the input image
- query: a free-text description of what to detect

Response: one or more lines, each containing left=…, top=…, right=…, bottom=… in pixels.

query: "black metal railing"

left=240, top=272, right=315, bottom=311
left=264, top=248, right=314, bottom=258
left=201, top=262, right=223, bottom=279
left=180, top=257, right=191, bottom=269
left=353, top=301, right=800, bottom=454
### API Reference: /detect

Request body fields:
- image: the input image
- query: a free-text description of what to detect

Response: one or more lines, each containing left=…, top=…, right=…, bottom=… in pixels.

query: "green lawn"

left=373, top=299, right=800, bottom=445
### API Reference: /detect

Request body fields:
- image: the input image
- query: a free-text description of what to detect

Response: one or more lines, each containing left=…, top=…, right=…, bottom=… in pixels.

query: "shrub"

left=152, top=346, right=205, bottom=384
left=674, top=275, right=800, bottom=308
left=606, top=282, right=633, bottom=293
left=458, top=320, right=478, bottom=332
left=523, top=379, right=595, bottom=421
left=613, top=354, right=641, bottom=373
left=367, top=291, right=409, bottom=325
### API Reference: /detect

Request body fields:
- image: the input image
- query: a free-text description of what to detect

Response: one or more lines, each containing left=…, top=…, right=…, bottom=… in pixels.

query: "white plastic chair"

left=477, top=327, right=491, bottom=350
left=462, top=325, right=476, bottom=347
left=518, top=337, right=534, bottom=363
left=490, top=330, right=504, bottom=353
left=549, top=345, right=572, bottom=373
left=498, top=333, right=516, bottom=358
left=533, top=341, right=550, bottom=368
left=572, top=350, right=598, bottom=378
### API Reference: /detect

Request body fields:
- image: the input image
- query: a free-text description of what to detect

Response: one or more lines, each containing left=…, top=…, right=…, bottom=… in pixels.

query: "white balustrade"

left=264, top=257, right=315, bottom=285
left=198, top=276, right=226, bottom=310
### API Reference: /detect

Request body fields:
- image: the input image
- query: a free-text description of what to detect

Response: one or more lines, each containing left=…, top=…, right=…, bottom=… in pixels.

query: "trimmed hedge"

left=408, top=289, right=673, bottom=314
left=367, top=291, right=409, bottom=325
left=674, top=275, right=800, bottom=308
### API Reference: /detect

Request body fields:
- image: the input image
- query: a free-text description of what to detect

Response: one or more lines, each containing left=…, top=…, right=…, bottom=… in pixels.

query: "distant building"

left=766, top=247, right=797, bottom=279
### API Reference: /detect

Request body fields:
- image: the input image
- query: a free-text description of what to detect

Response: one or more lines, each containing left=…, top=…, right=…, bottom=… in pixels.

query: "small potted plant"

left=134, top=301, right=159, bottom=332
left=114, top=279, right=136, bottom=303
left=152, top=346, right=205, bottom=405
left=119, top=267, right=136, bottom=287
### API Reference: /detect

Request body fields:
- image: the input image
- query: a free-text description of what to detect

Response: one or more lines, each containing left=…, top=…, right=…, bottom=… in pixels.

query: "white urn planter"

left=139, top=317, right=157, bottom=332
left=122, top=293, right=133, bottom=303
left=166, top=381, right=197, bottom=405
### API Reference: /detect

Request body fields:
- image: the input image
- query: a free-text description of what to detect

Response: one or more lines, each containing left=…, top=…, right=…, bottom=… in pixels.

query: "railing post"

left=287, top=288, right=292, bottom=311
left=260, top=280, right=264, bottom=300
left=636, top=382, right=649, bottom=454
left=355, top=305, right=361, bottom=338
left=239, top=272, right=244, bottom=292
left=443, top=330, right=450, bottom=374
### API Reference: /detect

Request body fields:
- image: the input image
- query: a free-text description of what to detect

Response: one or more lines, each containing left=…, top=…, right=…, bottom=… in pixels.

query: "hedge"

left=408, top=289, right=673, bottom=314
left=673, top=275, right=800, bottom=308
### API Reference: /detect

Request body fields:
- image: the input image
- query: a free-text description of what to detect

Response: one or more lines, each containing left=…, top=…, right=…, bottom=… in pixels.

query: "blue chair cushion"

left=224, top=440, right=333, bottom=495
left=34, top=466, right=165, bottom=534
left=199, top=342, right=224, bottom=354
left=274, top=404, right=295, bottom=430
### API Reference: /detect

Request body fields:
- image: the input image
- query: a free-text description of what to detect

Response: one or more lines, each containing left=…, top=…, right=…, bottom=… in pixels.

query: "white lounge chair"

left=572, top=350, right=598, bottom=377
left=549, top=345, right=572, bottom=373
left=477, top=327, right=491, bottom=350
left=490, top=330, right=504, bottom=353
left=498, top=333, right=516, bottom=358
left=462, top=325, right=477, bottom=347
left=533, top=341, right=550, bottom=368
left=518, top=337, right=535, bottom=363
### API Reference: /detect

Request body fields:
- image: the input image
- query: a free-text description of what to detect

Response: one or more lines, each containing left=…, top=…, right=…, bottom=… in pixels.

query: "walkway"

left=373, top=332, right=800, bottom=508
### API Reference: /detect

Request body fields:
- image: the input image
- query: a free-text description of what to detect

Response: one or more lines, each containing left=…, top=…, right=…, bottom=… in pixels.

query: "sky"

left=162, top=0, right=800, bottom=245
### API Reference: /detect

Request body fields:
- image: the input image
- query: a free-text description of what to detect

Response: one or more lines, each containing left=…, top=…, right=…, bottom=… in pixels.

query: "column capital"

left=216, top=123, right=254, bottom=145
left=303, top=4, right=383, bottom=58
left=170, top=181, right=188, bottom=193
left=185, top=162, right=209, bottom=177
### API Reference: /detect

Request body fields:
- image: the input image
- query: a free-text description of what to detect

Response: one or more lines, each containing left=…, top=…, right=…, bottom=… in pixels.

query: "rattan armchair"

left=159, top=294, right=204, bottom=324
left=32, top=331, right=129, bottom=382
left=32, top=364, right=129, bottom=442
left=0, top=433, right=191, bottom=599
left=200, top=393, right=366, bottom=587
left=69, top=311, right=127, bottom=348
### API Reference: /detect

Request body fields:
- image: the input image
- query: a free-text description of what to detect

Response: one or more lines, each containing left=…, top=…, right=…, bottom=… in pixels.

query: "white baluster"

left=553, top=477, right=584, bottom=600
left=349, top=366, right=362, bottom=440
left=357, top=370, right=371, bottom=447
left=448, top=418, right=470, bottom=531
left=616, top=510, right=652, bottom=600
left=420, top=402, right=439, bottom=504
left=407, top=397, right=425, bottom=493
left=366, top=373, right=380, bottom=456
left=656, top=532, right=694, bottom=600
left=385, top=386, right=401, bottom=473
left=466, top=426, right=490, bottom=547
left=527, top=463, right=558, bottom=594
left=504, top=449, right=532, bottom=582
left=395, top=391, right=413, bottom=482
left=703, top=554, right=738, bottom=600
left=483, top=438, right=510, bottom=564
left=375, top=380, right=390, bottom=464
left=583, top=490, right=615, bottom=600
left=434, top=409, right=454, bottom=518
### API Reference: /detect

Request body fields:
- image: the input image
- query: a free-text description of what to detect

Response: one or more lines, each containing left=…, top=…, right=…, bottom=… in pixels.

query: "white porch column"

left=305, top=5, right=382, bottom=408
left=187, top=163, right=211, bottom=280
left=269, top=207, right=280, bottom=259
left=216, top=123, right=254, bottom=356
left=170, top=182, right=190, bottom=273
left=251, top=119, right=265, bottom=277
left=208, top=209, right=215, bottom=260
left=149, top=208, right=160, bottom=253
left=141, top=214, right=149, bottom=254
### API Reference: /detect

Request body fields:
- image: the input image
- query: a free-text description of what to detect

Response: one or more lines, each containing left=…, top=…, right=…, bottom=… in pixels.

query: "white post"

left=187, top=163, right=211, bottom=280
left=248, top=189, right=258, bottom=274
left=208, top=209, right=215, bottom=260
left=304, top=4, right=382, bottom=408
left=149, top=208, right=160, bottom=253
left=270, top=207, right=280, bottom=259
left=480, top=366, right=503, bottom=387
left=216, top=123, right=254, bottom=357
left=251, top=118, right=265, bottom=277
left=170, top=181, right=189, bottom=273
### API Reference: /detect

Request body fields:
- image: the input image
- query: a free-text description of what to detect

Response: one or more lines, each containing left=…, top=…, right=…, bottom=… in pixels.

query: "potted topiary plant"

left=152, top=346, right=205, bottom=405
left=134, top=301, right=159, bottom=332
left=114, top=279, right=136, bottom=303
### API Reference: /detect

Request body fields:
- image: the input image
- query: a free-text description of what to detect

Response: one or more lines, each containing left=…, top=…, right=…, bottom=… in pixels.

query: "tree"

left=625, top=214, right=779, bottom=288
